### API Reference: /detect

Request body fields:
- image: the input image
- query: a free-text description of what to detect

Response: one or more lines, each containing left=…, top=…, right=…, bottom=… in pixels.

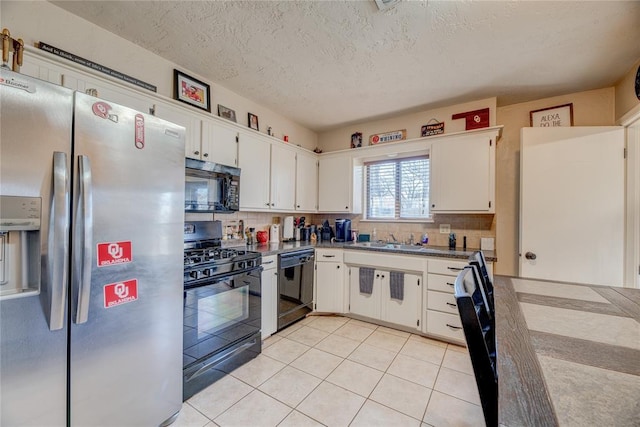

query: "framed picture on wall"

left=248, top=113, right=259, bottom=131
left=218, top=104, right=237, bottom=122
left=173, top=70, right=211, bottom=112
left=530, top=103, right=573, bottom=127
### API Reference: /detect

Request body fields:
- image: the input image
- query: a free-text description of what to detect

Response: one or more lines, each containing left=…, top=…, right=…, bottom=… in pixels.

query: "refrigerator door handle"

left=48, top=151, right=69, bottom=331
left=74, top=155, right=93, bottom=324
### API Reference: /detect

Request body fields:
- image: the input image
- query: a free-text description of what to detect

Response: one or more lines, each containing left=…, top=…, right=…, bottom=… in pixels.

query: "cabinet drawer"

left=261, top=255, right=277, bottom=271
left=427, top=273, right=456, bottom=292
left=427, top=291, right=458, bottom=314
left=426, top=311, right=465, bottom=343
left=428, top=258, right=468, bottom=276
left=315, top=248, right=343, bottom=261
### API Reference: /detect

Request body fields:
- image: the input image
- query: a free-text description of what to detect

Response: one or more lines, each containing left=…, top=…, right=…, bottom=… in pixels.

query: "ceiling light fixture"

left=374, top=0, right=400, bottom=11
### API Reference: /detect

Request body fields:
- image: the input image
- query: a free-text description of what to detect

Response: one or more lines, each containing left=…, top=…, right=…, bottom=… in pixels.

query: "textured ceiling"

left=51, top=1, right=640, bottom=131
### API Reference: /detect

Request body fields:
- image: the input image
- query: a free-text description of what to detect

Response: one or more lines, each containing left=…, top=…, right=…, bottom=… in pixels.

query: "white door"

left=381, top=273, right=421, bottom=330
left=296, top=151, right=318, bottom=211
left=238, top=132, right=271, bottom=210
left=202, top=119, right=238, bottom=167
left=348, top=267, right=381, bottom=319
left=318, top=156, right=351, bottom=212
left=270, top=144, right=296, bottom=211
left=520, top=127, right=625, bottom=286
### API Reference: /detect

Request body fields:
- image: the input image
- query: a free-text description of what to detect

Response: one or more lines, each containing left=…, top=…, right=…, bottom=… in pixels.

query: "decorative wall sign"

left=351, top=132, right=363, bottom=148
left=248, top=113, right=259, bottom=131
left=37, top=42, right=156, bottom=92
left=421, top=119, right=445, bottom=137
left=369, top=129, right=407, bottom=145
left=452, top=108, right=490, bottom=130
left=218, top=104, right=237, bottom=122
left=530, top=103, right=573, bottom=127
left=174, top=70, right=211, bottom=112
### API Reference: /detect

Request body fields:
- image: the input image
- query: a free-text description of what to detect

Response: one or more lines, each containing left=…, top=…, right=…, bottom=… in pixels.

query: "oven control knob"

left=189, top=271, right=201, bottom=279
left=202, top=269, right=211, bottom=277
left=238, top=261, right=246, bottom=269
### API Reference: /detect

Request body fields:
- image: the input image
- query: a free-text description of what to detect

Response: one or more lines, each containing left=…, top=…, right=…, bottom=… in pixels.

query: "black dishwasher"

left=277, top=249, right=315, bottom=330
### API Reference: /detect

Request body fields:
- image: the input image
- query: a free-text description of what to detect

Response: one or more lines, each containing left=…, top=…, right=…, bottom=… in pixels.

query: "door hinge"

left=417, top=319, right=420, bottom=327
left=315, top=264, right=317, bottom=270
left=624, top=148, right=627, bottom=159
left=417, top=279, right=420, bottom=286
left=489, top=201, right=492, bottom=208
left=489, top=139, right=492, bottom=147
left=314, top=303, right=317, bottom=310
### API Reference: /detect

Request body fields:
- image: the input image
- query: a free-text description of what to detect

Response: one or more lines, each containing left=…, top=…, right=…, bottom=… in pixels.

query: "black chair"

left=454, top=266, right=498, bottom=427
left=469, top=250, right=494, bottom=316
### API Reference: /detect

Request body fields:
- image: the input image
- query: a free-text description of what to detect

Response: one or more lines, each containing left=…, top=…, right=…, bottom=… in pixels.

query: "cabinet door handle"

left=345, top=206, right=349, bottom=210
left=322, top=255, right=335, bottom=258
left=265, top=202, right=270, bottom=206
left=203, top=153, right=209, bottom=158
left=381, top=275, right=385, bottom=279
left=376, top=274, right=380, bottom=278
left=446, top=302, right=457, bottom=308
left=336, top=265, right=340, bottom=269
left=447, top=267, right=463, bottom=271
left=194, top=150, right=200, bottom=155
left=262, top=260, right=274, bottom=265
left=447, top=282, right=454, bottom=287
left=446, top=324, right=462, bottom=330
left=297, top=205, right=300, bottom=208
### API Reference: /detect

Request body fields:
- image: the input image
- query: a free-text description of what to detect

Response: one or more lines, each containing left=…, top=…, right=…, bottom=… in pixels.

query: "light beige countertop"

left=495, top=275, right=640, bottom=427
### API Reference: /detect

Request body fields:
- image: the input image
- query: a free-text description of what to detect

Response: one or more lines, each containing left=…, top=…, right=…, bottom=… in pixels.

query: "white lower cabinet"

left=349, top=267, right=382, bottom=319
left=345, top=251, right=424, bottom=331
left=261, top=255, right=278, bottom=339
left=424, top=258, right=476, bottom=344
left=314, top=249, right=346, bottom=313
left=382, top=273, right=421, bottom=330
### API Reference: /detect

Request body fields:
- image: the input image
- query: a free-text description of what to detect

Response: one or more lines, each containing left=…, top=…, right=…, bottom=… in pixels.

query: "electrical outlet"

left=439, top=224, right=451, bottom=234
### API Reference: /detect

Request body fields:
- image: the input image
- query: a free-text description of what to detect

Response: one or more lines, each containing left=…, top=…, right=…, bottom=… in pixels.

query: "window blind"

left=366, top=156, right=430, bottom=220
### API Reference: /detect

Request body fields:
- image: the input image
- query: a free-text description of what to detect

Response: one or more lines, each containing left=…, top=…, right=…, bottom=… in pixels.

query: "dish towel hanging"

left=359, top=267, right=375, bottom=295
left=389, top=271, right=405, bottom=301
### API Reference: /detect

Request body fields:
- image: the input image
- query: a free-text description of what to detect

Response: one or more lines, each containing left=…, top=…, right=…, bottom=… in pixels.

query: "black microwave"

left=185, top=158, right=240, bottom=213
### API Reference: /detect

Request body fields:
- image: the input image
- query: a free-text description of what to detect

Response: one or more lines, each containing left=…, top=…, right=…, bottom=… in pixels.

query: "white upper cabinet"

left=295, top=150, right=318, bottom=212
left=20, top=54, right=63, bottom=85
left=153, top=101, right=202, bottom=160
left=270, top=143, right=297, bottom=211
left=201, top=118, right=238, bottom=167
left=238, top=131, right=272, bottom=210
left=318, top=154, right=362, bottom=213
left=429, top=129, right=498, bottom=213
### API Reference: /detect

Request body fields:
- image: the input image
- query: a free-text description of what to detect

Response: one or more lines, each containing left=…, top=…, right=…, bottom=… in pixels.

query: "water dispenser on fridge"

left=0, top=196, right=41, bottom=299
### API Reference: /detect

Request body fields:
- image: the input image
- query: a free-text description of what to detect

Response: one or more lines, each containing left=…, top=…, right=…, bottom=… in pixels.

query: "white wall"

left=0, top=1, right=318, bottom=150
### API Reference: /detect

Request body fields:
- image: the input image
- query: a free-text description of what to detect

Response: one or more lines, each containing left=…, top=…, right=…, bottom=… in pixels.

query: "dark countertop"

left=247, top=240, right=496, bottom=261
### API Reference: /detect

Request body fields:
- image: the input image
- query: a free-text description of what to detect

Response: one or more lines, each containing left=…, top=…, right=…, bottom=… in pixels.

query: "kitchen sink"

left=351, top=242, right=425, bottom=251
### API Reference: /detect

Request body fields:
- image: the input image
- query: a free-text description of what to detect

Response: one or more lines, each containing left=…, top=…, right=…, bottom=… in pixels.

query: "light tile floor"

left=174, top=315, right=484, bottom=427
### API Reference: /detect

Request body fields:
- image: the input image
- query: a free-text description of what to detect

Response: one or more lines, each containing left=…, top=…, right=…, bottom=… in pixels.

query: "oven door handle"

left=186, top=337, right=259, bottom=382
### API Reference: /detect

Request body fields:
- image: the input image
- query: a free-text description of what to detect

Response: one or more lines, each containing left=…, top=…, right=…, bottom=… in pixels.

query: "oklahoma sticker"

left=104, top=279, right=138, bottom=308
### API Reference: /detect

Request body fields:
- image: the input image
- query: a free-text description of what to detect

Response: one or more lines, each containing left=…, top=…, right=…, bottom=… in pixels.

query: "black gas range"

left=182, top=221, right=262, bottom=400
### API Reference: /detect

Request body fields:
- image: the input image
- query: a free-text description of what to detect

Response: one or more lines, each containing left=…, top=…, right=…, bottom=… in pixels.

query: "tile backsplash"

left=187, top=211, right=496, bottom=250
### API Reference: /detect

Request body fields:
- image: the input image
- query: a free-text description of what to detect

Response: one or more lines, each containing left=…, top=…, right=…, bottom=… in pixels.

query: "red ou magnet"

left=104, top=279, right=138, bottom=308
left=97, top=241, right=132, bottom=267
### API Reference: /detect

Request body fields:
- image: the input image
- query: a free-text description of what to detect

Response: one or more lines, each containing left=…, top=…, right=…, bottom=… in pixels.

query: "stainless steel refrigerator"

left=0, top=69, right=185, bottom=426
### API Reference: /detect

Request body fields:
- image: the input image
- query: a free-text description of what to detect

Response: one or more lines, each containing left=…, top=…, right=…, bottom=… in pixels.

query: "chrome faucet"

left=389, top=233, right=397, bottom=243
left=408, top=234, right=414, bottom=245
